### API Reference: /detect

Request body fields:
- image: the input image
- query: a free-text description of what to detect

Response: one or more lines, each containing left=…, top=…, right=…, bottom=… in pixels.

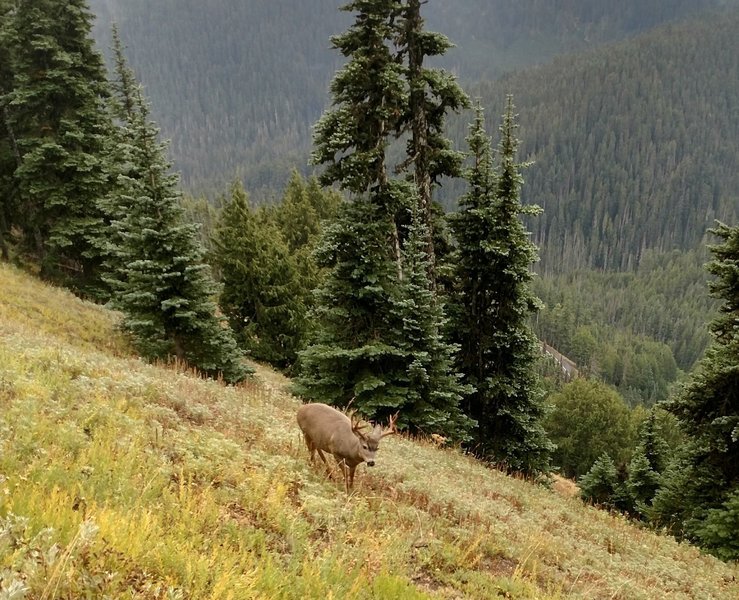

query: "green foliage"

left=293, top=200, right=409, bottom=418
left=272, top=170, right=341, bottom=254
left=311, top=0, right=405, bottom=195
left=270, top=171, right=342, bottom=332
left=660, top=222, right=739, bottom=554
left=395, top=0, right=469, bottom=284
left=465, top=12, right=739, bottom=273
left=299, top=1, right=472, bottom=440
left=695, top=489, right=739, bottom=561
left=1, top=0, right=114, bottom=297
left=0, top=0, right=15, bottom=262
left=87, top=0, right=737, bottom=196
left=625, top=451, right=661, bottom=517
left=104, top=48, right=248, bottom=384
left=532, top=249, right=716, bottom=403
left=294, top=192, right=471, bottom=439
left=210, top=182, right=305, bottom=370
left=449, top=102, right=551, bottom=473
left=394, top=200, right=473, bottom=440
left=545, top=379, right=637, bottom=478
left=579, top=453, right=621, bottom=508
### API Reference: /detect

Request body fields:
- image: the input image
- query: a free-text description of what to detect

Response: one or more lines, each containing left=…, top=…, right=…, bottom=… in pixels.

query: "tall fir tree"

left=105, top=41, right=248, bottom=384
left=396, top=0, right=469, bottom=284
left=293, top=199, right=410, bottom=420
left=299, top=0, right=471, bottom=436
left=311, top=0, right=405, bottom=199
left=210, top=181, right=305, bottom=371
left=298, top=0, right=410, bottom=419
left=311, top=0, right=407, bottom=275
left=662, top=221, right=739, bottom=558
left=2, top=0, right=113, bottom=297
left=449, top=100, right=552, bottom=475
left=626, top=408, right=671, bottom=516
left=394, top=197, right=473, bottom=439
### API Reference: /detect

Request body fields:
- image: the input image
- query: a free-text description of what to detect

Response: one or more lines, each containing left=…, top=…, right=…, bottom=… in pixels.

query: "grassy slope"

left=0, top=263, right=737, bottom=599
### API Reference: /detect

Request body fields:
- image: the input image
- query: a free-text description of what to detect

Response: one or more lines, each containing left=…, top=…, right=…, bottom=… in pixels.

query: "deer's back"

left=297, top=403, right=355, bottom=455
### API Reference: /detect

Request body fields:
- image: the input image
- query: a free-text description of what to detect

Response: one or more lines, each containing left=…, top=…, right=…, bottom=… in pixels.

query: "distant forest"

left=88, top=0, right=738, bottom=275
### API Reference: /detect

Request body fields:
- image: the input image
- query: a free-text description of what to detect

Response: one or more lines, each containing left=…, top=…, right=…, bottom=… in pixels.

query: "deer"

left=296, top=402, right=397, bottom=493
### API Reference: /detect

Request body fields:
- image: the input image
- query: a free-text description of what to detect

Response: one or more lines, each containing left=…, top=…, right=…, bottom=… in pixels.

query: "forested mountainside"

left=460, top=11, right=739, bottom=273
left=87, top=0, right=738, bottom=198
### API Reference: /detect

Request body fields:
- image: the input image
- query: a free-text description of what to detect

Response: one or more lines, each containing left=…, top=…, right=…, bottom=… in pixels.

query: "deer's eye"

left=362, top=444, right=369, bottom=450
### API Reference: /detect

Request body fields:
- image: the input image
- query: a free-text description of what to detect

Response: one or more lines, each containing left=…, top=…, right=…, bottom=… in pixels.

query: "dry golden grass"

left=0, top=262, right=737, bottom=599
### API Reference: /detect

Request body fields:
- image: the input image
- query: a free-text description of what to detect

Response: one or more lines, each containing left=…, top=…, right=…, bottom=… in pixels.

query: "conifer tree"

left=273, top=170, right=341, bottom=254
left=396, top=0, right=469, bottom=283
left=579, top=453, right=625, bottom=509
left=210, top=181, right=304, bottom=370
left=662, top=221, right=739, bottom=557
left=449, top=100, right=552, bottom=474
left=625, top=408, right=670, bottom=516
left=300, top=1, right=472, bottom=436
left=298, top=0, right=411, bottom=419
left=311, top=0, right=405, bottom=199
left=394, top=198, right=473, bottom=439
left=0, top=0, right=16, bottom=260
left=311, top=0, right=407, bottom=274
left=105, top=45, right=248, bottom=384
left=2, top=0, right=113, bottom=296
left=294, top=199, right=411, bottom=419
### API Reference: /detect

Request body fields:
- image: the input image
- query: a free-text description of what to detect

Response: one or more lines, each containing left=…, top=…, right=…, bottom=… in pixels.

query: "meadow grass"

left=0, top=262, right=737, bottom=599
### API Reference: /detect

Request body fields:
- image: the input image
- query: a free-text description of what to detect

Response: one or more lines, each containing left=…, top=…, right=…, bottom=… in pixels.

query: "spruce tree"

left=625, top=408, right=670, bottom=517
left=273, top=170, right=341, bottom=254
left=396, top=0, right=469, bottom=283
left=210, top=181, right=304, bottom=370
left=294, top=198, right=410, bottom=419
left=298, top=0, right=410, bottom=420
left=300, top=0, right=471, bottom=436
left=662, top=221, right=739, bottom=557
left=311, top=0, right=407, bottom=274
left=394, top=197, right=473, bottom=439
left=2, top=0, right=113, bottom=296
left=311, top=0, right=405, bottom=198
left=105, top=49, right=248, bottom=384
left=579, top=453, right=626, bottom=510
left=449, top=100, right=552, bottom=475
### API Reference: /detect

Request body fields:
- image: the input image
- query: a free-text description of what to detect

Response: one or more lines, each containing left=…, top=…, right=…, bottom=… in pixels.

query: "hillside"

left=1, top=263, right=738, bottom=598
left=87, top=0, right=739, bottom=198
left=468, top=11, right=739, bottom=273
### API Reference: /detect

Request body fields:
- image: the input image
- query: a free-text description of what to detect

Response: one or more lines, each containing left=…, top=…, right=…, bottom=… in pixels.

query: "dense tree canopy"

left=661, top=222, right=739, bottom=558
left=1, top=0, right=114, bottom=297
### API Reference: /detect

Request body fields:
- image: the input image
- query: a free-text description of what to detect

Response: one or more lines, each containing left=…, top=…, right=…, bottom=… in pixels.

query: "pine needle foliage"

left=293, top=198, right=410, bottom=420
left=449, top=100, right=552, bottom=475
left=394, top=197, right=474, bottom=439
left=210, top=181, right=305, bottom=370
left=104, top=39, right=248, bottom=384
left=311, top=0, right=406, bottom=198
left=1, top=0, right=114, bottom=297
left=662, top=221, right=739, bottom=558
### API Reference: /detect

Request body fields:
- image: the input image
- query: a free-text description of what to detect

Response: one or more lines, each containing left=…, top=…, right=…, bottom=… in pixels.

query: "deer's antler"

left=380, top=412, right=399, bottom=439
left=348, top=409, right=368, bottom=434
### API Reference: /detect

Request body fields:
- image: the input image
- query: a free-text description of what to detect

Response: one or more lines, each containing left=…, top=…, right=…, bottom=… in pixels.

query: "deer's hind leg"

left=316, top=448, right=336, bottom=479
left=303, top=434, right=318, bottom=464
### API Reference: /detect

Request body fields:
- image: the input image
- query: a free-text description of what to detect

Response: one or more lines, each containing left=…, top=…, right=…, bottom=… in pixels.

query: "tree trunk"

left=406, top=0, right=436, bottom=289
